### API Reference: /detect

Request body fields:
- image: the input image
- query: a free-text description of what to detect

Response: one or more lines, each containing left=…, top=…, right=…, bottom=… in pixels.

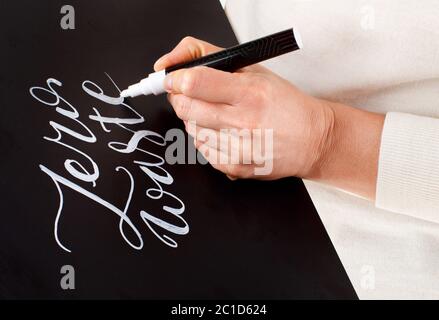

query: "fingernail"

left=164, top=74, right=173, bottom=92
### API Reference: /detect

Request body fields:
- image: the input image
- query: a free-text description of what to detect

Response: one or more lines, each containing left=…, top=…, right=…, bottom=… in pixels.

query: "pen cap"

left=166, top=28, right=302, bottom=73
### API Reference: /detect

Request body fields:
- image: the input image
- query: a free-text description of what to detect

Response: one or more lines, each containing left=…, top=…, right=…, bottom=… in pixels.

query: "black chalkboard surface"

left=0, top=0, right=357, bottom=299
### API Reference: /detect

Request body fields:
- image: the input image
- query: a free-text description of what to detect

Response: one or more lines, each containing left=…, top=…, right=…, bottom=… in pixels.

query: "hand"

left=155, top=37, right=335, bottom=181
left=155, top=36, right=385, bottom=199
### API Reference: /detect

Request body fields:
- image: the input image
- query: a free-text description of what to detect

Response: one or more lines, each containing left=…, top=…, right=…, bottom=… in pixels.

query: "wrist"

left=306, top=101, right=385, bottom=199
left=302, top=98, right=336, bottom=180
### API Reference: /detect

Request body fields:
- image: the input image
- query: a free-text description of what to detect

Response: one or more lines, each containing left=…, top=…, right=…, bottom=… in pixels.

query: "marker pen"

left=120, top=28, right=302, bottom=98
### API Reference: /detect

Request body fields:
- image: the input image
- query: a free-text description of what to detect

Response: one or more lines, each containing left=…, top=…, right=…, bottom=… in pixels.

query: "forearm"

left=308, top=102, right=385, bottom=200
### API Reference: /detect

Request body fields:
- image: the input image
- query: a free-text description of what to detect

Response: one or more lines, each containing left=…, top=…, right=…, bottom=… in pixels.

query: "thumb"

left=154, top=36, right=223, bottom=72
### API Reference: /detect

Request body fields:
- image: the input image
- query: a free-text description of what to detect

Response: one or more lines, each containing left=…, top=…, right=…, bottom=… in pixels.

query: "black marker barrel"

left=166, top=28, right=302, bottom=73
left=120, top=28, right=302, bottom=98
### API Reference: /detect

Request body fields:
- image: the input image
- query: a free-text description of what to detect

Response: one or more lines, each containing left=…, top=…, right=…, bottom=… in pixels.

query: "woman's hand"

left=155, top=36, right=385, bottom=199
left=155, top=36, right=335, bottom=180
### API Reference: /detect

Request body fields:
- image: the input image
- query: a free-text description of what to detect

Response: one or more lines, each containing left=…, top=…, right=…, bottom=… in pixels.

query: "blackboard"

left=0, top=0, right=357, bottom=299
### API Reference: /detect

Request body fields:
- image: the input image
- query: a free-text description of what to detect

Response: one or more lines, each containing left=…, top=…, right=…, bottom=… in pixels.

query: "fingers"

left=168, top=93, right=235, bottom=129
left=183, top=122, right=263, bottom=180
left=185, top=122, right=218, bottom=149
left=199, top=144, right=253, bottom=179
left=184, top=121, right=253, bottom=165
left=154, top=36, right=223, bottom=72
left=165, top=66, right=246, bottom=104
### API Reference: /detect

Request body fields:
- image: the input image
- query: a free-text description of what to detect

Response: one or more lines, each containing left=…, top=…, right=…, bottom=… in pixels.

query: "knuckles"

left=171, top=95, right=192, bottom=121
left=223, top=164, right=251, bottom=179
left=179, top=36, right=198, bottom=47
left=179, top=69, right=201, bottom=96
left=181, top=36, right=195, bottom=43
left=247, top=75, right=271, bottom=103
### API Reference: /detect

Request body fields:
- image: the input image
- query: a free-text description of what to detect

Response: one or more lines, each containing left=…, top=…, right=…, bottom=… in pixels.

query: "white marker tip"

left=120, top=90, right=129, bottom=98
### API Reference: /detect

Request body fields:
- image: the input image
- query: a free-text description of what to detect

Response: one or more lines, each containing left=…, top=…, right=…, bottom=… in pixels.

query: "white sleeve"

left=376, top=112, right=439, bottom=223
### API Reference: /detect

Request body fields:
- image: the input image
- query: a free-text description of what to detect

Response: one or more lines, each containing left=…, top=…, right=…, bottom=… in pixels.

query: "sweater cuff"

left=376, top=112, right=439, bottom=223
